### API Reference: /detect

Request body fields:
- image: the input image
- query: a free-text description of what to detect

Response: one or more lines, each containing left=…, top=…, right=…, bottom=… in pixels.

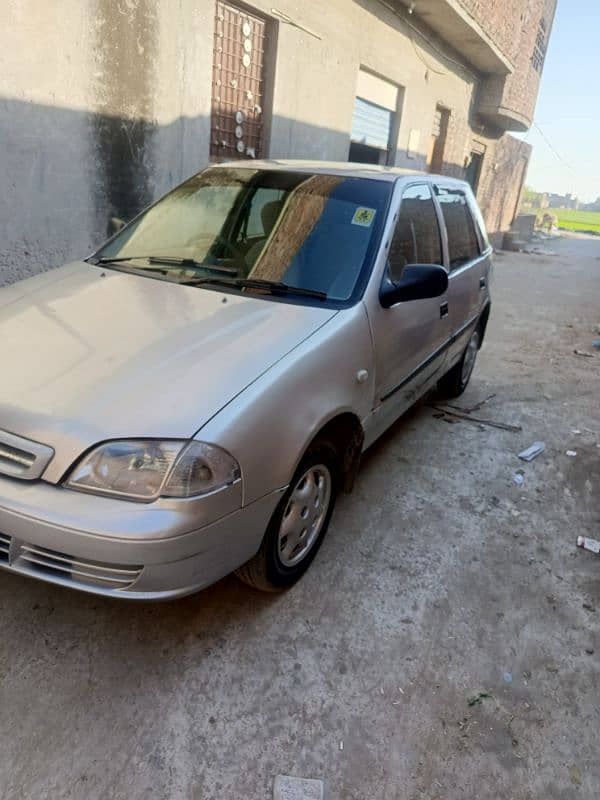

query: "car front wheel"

left=235, top=441, right=339, bottom=591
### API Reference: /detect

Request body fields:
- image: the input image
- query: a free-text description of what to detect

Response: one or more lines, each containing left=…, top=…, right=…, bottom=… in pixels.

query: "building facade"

left=547, top=193, right=579, bottom=210
left=1, top=0, right=556, bottom=284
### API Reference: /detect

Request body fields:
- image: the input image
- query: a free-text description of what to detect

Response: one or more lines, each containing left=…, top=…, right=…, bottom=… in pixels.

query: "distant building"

left=547, top=193, right=579, bottom=209
left=521, top=190, right=549, bottom=210
left=1, top=0, right=558, bottom=282
left=582, top=197, right=600, bottom=212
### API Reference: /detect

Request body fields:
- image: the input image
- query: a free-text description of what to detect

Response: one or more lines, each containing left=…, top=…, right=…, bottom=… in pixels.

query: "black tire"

left=437, top=327, right=480, bottom=398
left=235, top=441, right=339, bottom=591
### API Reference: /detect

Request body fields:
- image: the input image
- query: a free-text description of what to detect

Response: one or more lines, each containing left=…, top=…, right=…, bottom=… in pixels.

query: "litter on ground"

left=518, top=441, right=546, bottom=461
left=566, top=450, right=577, bottom=457
left=521, top=246, right=557, bottom=256
left=577, top=536, right=600, bottom=555
left=468, top=692, right=492, bottom=707
left=273, top=775, right=324, bottom=800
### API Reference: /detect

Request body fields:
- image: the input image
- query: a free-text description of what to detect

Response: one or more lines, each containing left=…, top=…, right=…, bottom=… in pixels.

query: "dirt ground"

left=1, top=234, right=599, bottom=800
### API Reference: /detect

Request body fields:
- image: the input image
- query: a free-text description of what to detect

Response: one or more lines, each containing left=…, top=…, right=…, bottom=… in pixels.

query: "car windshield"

left=94, top=168, right=391, bottom=303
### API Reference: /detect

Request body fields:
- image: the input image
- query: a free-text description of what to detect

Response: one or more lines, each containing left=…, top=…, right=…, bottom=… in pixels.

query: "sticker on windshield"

left=352, top=207, right=376, bottom=227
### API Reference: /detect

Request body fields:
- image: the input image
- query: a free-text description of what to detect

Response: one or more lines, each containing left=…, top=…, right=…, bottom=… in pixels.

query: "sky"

left=519, top=0, right=600, bottom=202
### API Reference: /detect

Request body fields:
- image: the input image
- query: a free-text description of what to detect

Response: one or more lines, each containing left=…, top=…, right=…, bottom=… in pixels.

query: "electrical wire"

left=409, top=31, right=446, bottom=76
left=270, top=8, right=321, bottom=40
left=376, top=0, right=479, bottom=81
left=533, top=122, right=575, bottom=171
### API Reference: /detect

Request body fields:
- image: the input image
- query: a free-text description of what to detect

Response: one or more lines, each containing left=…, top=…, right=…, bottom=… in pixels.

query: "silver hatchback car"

left=0, top=161, right=491, bottom=599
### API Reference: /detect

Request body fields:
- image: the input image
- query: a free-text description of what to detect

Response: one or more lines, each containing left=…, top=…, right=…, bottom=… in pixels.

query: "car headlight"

left=65, top=440, right=241, bottom=501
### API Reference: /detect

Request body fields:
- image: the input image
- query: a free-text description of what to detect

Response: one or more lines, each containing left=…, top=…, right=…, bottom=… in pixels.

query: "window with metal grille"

left=532, top=19, right=547, bottom=73
left=210, top=1, right=271, bottom=161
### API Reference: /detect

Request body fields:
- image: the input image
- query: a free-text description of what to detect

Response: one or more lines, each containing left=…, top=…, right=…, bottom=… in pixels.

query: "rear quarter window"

left=436, top=187, right=481, bottom=270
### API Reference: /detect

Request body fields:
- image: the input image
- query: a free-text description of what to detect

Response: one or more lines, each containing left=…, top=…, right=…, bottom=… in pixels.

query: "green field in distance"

left=547, top=208, right=600, bottom=234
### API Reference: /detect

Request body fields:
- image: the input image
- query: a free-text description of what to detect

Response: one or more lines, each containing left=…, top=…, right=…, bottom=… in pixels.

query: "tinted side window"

left=388, top=184, right=442, bottom=282
left=437, top=188, right=480, bottom=269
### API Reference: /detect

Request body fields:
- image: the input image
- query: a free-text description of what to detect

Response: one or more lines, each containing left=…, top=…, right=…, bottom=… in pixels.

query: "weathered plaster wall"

left=0, top=0, right=162, bottom=284
left=150, top=1, right=213, bottom=197
left=0, top=1, right=97, bottom=283
left=92, top=0, right=157, bottom=229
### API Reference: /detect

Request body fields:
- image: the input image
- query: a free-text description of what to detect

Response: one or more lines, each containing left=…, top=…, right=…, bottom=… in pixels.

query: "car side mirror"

left=379, top=264, right=448, bottom=308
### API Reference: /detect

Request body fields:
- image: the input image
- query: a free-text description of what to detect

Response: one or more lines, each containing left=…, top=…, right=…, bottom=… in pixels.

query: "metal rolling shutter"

left=351, top=97, right=392, bottom=150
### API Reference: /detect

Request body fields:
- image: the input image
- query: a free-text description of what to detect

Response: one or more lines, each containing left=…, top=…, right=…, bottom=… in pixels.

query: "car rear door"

left=367, top=182, right=450, bottom=425
left=435, top=184, right=488, bottom=364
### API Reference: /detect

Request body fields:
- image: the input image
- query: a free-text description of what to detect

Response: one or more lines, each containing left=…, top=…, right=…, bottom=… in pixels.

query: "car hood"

left=0, top=262, right=337, bottom=482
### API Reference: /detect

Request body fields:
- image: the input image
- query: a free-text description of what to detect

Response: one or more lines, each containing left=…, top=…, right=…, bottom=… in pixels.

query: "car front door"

left=435, top=184, right=487, bottom=364
left=366, top=182, right=450, bottom=435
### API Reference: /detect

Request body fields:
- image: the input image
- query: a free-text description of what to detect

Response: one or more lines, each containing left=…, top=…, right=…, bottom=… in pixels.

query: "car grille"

left=0, top=430, right=54, bottom=480
left=0, top=533, right=9, bottom=564
left=0, top=534, right=142, bottom=590
left=0, top=443, right=36, bottom=473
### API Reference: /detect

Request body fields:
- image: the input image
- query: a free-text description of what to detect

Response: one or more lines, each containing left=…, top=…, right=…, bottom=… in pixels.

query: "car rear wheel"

left=437, top=327, right=480, bottom=398
left=235, top=441, right=339, bottom=591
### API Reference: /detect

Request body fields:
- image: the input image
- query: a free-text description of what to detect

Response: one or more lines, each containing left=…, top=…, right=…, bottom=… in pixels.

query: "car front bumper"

left=0, top=476, right=283, bottom=599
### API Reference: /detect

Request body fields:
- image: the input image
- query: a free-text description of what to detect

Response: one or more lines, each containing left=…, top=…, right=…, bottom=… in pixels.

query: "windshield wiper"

left=94, top=256, right=237, bottom=274
left=183, top=276, right=328, bottom=300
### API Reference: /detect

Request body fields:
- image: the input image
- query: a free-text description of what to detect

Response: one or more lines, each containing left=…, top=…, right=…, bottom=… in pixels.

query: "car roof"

left=212, top=159, right=471, bottom=189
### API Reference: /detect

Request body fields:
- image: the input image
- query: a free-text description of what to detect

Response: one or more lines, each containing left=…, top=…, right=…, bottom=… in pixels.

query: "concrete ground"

left=1, top=235, right=599, bottom=800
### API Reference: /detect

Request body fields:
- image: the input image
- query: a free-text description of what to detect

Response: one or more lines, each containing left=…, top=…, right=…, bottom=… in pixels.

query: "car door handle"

left=479, top=276, right=486, bottom=289
left=440, top=301, right=449, bottom=319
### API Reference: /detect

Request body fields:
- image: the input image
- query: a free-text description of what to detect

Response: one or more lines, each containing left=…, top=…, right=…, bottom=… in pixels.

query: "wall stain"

left=92, top=0, right=157, bottom=230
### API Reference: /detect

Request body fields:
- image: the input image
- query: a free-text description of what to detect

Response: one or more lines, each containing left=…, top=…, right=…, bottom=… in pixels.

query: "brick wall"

left=475, top=0, right=557, bottom=129
left=502, top=0, right=556, bottom=119
left=476, top=134, right=532, bottom=242
left=458, top=0, right=525, bottom=64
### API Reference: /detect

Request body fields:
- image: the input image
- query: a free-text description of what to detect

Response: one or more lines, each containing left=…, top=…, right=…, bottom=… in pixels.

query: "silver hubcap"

left=277, top=464, right=332, bottom=567
left=461, top=330, right=479, bottom=385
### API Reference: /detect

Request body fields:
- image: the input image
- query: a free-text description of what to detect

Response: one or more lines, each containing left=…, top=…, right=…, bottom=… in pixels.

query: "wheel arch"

left=297, top=411, right=364, bottom=493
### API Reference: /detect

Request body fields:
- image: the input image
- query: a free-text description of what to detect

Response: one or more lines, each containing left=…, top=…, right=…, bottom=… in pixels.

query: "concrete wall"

left=1, top=1, right=98, bottom=284
left=1, top=0, right=543, bottom=286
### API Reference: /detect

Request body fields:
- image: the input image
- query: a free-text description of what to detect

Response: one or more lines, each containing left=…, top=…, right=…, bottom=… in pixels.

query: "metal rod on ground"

left=429, top=405, right=522, bottom=432
left=446, top=393, right=497, bottom=414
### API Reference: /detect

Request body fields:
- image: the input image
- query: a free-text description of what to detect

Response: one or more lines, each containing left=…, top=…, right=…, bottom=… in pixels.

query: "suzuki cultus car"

left=0, top=161, right=491, bottom=598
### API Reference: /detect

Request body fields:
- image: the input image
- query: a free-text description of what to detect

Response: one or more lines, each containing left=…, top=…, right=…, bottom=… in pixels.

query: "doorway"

left=465, top=151, right=484, bottom=192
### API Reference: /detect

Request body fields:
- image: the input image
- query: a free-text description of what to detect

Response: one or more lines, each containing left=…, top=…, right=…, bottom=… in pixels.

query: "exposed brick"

left=476, top=134, right=532, bottom=241
left=475, top=0, right=557, bottom=127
